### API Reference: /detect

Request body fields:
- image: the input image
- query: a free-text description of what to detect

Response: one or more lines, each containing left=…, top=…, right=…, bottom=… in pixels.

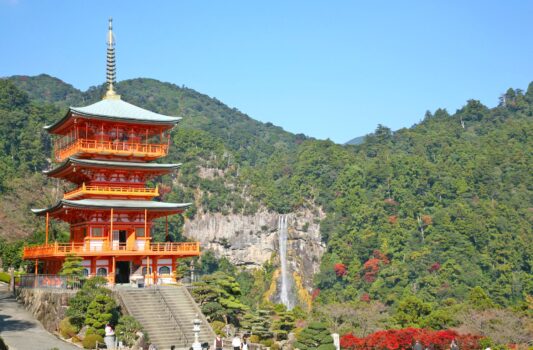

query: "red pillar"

left=152, top=257, right=158, bottom=285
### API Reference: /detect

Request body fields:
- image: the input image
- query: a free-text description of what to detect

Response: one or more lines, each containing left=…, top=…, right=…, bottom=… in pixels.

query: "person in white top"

left=104, top=323, right=116, bottom=349
left=231, top=335, right=241, bottom=350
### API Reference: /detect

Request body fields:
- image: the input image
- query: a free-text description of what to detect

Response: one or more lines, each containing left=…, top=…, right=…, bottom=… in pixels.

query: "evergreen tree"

left=84, top=294, right=119, bottom=336
left=294, top=322, right=335, bottom=350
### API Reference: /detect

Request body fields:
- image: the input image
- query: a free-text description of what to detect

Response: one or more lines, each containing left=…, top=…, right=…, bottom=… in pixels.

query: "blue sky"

left=1, top=1, right=532, bottom=143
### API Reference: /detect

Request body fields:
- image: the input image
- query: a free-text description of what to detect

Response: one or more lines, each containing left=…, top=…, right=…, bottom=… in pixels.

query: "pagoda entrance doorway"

left=116, top=261, right=130, bottom=283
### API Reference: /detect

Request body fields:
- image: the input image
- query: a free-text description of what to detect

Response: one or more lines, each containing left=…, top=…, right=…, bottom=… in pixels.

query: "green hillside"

left=7, top=75, right=306, bottom=166
left=1, top=76, right=532, bottom=334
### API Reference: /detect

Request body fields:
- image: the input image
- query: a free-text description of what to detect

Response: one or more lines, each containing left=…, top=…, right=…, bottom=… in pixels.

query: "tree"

left=456, top=308, right=533, bottom=345
left=115, top=316, right=144, bottom=347
left=59, top=254, right=84, bottom=276
left=66, top=277, right=110, bottom=328
left=191, top=272, right=248, bottom=324
left=84, top=294, right=119, bottom=336
left=467, top=286, right=495, bottom=310
left=393, top=295, right=432, bottom=327
left=294, top=322, right=335, bottom=350
left=271, top=310, right=295, bottom=341
left=240, top=309, right=272, bottom=340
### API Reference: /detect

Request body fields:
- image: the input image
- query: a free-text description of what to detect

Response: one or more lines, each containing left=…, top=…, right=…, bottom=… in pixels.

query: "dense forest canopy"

left=1, top=75, right=532, bottom=336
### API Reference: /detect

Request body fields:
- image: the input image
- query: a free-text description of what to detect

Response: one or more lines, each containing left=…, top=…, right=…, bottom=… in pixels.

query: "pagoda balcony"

left=54, top=138, right=169, bottom=162
left=23, top=241, right=200, bottom=259
left=63, top=183, right=159, bottom=199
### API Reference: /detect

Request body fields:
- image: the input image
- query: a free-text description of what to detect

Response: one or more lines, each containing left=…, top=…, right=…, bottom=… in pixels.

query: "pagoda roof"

left=32, top=199, right=191, bottom=216
left=45, top=157, right=181, bottom=177
left=45, top=98, right=181, bottom=133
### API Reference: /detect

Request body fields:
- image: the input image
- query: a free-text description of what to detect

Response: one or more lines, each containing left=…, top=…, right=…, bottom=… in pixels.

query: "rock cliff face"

left=183, top=207, right=325, bottom=305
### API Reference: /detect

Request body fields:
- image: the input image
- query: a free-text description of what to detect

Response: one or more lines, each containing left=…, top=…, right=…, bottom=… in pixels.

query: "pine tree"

left=293, top=322, right=335, bottom=350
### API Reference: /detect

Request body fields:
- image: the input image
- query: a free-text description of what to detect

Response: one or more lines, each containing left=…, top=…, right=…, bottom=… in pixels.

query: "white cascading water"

left=278, top=214, right=293, bottom=309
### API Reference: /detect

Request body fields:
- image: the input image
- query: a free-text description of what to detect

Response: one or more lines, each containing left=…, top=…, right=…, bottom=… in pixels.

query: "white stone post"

left=332, top=333, right=340, bottom=350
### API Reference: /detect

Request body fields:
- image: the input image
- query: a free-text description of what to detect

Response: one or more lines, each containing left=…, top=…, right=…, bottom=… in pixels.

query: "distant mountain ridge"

left=345, top=135, right=366, bottom=145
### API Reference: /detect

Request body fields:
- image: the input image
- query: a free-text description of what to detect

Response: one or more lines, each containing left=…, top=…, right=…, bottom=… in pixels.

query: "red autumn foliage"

left=428, top=262, right=441, bottom=273
left=334, top=263, right=348, bottom=277
left=388, top=215, right=398, bottom=224
left=373, top=250, right=390, bottom=265
left=311, top=288, right=320, bottom=301
left=362, top=251, right=389, bottom=283
left=341, top=328, right=481, bottom=350
left=363, top=258, right=381, bottom=283
left=360, top=293, right=371, bottom=303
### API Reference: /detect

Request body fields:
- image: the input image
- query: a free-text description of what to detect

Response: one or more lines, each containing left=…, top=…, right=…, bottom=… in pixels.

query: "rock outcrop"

left=183, top=206, right=325, bottom=306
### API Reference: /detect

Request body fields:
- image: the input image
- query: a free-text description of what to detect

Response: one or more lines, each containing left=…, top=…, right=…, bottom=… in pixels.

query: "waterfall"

left=278, top=214, right=294, bottom=309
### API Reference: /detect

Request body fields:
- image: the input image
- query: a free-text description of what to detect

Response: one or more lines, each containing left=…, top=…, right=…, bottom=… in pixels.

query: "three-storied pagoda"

left=23, top=19, right=199, bottom=285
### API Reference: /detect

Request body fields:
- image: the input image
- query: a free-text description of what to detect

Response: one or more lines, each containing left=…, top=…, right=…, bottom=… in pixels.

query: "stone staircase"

left=118, top=286, right=215, bottom=350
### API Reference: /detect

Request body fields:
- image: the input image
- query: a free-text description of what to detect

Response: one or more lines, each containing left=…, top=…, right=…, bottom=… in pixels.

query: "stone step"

left=118, top=286, right=215, bottom=348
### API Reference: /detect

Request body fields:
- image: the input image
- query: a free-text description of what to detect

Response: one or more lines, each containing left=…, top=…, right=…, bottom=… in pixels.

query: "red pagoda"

left=23, top=19, right=199, bottom=285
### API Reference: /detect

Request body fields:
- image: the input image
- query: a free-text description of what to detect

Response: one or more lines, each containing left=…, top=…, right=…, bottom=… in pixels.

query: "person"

left=450, top=340, right=459, bottom=350
left=242, top=338, right=249, bottom=350
left=104, top=323, right=116, bottom=350
left=231, top=334, right=241, bottom=350
left=214, top=334, right=224, bottom=350
left=413, top=340, right=423, bottom=350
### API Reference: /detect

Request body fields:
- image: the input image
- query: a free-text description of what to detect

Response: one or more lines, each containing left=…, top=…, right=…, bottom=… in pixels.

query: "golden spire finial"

left=104, top=17, right=120, bottom=100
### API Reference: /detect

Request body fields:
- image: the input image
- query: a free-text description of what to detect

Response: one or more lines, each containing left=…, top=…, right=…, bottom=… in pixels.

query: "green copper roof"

left=45, top=157, right=181, bottom=176
left=32, top=199, right=191, bottom=215
left=71, top=99, right=180, bottom=123
left=45, top=98, right=181, bottom=132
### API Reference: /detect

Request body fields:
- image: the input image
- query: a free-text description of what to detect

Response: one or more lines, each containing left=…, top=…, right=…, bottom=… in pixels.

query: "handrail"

left=153, top=285, right=189, bottom=344
left=64, top=183, right=159, bottom=199
left=22, top=242, right=200, bottom=258
left=180, top=285, right=217, bottom=341
left=54, top=138, right=169, bottom=162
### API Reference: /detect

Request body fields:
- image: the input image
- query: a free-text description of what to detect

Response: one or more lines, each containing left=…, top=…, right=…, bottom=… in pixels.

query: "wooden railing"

left=54, top=138, right=169, bottom=162
left=64, top=183, right=159, bottom=199
left=23, top=241, right=200, bottom=259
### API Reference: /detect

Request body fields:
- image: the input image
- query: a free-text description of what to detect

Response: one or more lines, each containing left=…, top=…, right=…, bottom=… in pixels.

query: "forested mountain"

left=7, top=75, right=306, bottom=165
left=1, top=75, right=532, bottom=336
left=345, top=135, right=365, bottom=145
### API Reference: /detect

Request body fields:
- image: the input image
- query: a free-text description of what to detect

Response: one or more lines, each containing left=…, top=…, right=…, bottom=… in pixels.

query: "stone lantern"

left=192, top=314, right=201, bottom=350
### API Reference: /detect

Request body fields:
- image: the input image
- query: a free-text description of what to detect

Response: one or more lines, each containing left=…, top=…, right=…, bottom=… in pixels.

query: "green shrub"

left=260, top=339, right=273, bottom=347
left=294, top=322, right=334, bottom=350
left=84, top=294, right=118, bottom=336
left=116, top=316, right=143, bottom=347
left=67, top=276, right=113, bottom=329
left=249, top=335, right=260, bottom=344
left=0, top=272, right=10, bottom=284
left=82, top=334, right=103, bottom=349
left=59, top=317, right=79, bottom=338
left=210, top=320, right=226, bottom=336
